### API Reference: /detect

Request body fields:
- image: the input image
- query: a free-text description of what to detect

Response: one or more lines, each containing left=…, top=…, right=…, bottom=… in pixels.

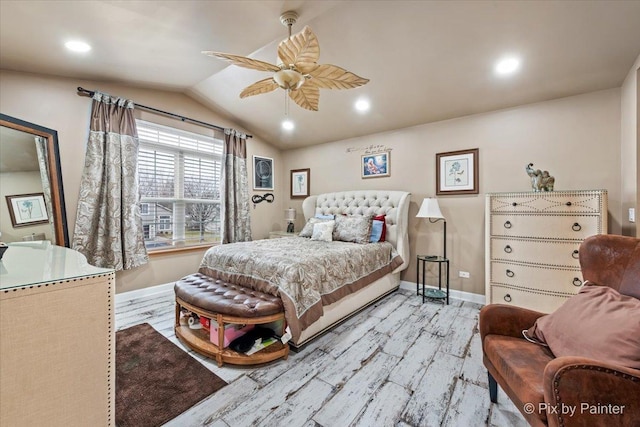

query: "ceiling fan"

left=202, top=11, right=369, bottom=112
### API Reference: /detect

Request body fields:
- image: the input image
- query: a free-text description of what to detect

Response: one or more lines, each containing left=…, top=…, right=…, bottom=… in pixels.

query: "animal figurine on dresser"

left=526, top=163, right=555, bottom=192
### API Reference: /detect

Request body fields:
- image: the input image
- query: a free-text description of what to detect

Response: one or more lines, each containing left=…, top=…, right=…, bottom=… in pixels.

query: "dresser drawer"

left=489, top=285, right=571, bottom=313
left=490, top=261, right=584, bottom=295
left=490, top=214, right=601, bottom=240
left=489, top=191, right=605, bottom=214
left=490, top=238, right=581, bottom=268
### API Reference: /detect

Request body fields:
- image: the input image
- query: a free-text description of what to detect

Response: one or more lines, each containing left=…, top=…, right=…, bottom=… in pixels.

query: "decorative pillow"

left=299, top=217, right=332, bottom=238
left=524, top=283, right=640, bottom=369
left=373, top=214, right=386, bottom=242
left=333, top=214, right=373, bottom=244
left=311, top=220, right=335, bottom=242
left=369, top=220, right=384, bottom=243
left=315, top=214, right=335, bottom=220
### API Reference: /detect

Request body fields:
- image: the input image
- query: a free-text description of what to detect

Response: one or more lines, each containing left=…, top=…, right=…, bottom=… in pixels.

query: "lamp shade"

left=284, top=208, right=296, bottom=221
left=416, top=198, right=444, bottom=219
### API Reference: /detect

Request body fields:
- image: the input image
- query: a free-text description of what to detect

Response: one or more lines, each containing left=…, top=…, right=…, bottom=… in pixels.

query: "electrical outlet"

left=630, top=208, right=636, bottom=223
left=459, top=271, right=470, bottom=279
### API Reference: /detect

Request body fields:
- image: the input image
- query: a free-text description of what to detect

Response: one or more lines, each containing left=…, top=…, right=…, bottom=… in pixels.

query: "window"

left=137, top=120, right=223, bottom=251
left=158, top=215, right=171, bottom=231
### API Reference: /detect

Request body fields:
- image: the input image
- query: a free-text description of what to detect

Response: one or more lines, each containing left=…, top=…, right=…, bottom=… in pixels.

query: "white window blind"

left=136, top=120, right=223, bottom=250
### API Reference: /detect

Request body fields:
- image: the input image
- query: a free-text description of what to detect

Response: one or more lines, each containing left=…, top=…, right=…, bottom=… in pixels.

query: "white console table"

left=0, top=242, right=115, bottom=427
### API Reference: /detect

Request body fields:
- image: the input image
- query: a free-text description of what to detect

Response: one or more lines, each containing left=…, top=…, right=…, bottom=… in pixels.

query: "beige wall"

left=0, top=70, right=284, bottom=293
left=283, top=89, right=622, bottom=296
left=620, top=54, right=640, bottom=237
left=0, top=69, right=630, bottom=298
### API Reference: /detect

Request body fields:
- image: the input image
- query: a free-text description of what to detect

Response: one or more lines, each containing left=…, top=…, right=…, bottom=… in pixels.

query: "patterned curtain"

left=221, top=129, right=251, bottom=243
left=72, top=92, right=148, bottom=270
left=34, top=136, right=54, bottom=231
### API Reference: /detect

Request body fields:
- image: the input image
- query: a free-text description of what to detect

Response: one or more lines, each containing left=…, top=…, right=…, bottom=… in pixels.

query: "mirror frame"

left=0, top=113, right=69, bottom=247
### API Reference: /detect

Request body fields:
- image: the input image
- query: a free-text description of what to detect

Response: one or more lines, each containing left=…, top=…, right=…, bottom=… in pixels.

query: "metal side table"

left=416, top=255, right=450, bottom=304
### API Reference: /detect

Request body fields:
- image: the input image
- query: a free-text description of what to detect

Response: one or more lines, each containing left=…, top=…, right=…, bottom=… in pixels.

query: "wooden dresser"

left=0, top=243, right=115, bottom=427
left=485, top=190, right=608, bottom=312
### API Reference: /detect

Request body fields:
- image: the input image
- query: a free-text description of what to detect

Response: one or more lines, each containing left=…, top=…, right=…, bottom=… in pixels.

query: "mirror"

left=0, top=114, right=69, bottom=247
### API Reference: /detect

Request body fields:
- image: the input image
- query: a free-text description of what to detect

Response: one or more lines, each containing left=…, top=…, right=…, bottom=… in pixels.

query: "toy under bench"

left=174, top=273, right=289, bottom=367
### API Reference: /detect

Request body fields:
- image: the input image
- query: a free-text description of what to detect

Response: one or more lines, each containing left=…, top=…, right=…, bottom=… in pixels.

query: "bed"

left=198, top=190, right=411, bottom=349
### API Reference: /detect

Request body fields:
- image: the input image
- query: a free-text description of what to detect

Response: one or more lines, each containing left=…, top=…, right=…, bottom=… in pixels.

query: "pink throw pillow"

left=525, top=284, right=640, bottom=369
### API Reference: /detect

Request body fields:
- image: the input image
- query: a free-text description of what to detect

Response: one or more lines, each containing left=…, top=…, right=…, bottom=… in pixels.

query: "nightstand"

left=416, top=255, right=449, bottom=304
left=269, top=231, right=297, bottom=239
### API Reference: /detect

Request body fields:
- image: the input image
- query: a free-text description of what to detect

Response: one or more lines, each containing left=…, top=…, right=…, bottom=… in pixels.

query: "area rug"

left=116, top=323, right=227, bottom=427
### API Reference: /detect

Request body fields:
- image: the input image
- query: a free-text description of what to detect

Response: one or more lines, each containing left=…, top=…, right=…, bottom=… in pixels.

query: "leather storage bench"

left=174, top=273, right=289, bottom=366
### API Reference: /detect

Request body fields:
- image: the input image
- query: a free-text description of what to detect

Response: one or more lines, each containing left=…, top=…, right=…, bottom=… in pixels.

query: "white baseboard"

left=115, top=279, right=485, bottom=306
left=115, top=282, right=174, bottom=305
left=399, top=280, right=485, bottom=305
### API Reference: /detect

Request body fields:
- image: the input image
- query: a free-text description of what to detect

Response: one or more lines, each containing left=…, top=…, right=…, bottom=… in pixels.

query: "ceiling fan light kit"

left=202, top=11, right=369, bottom=111
left=273, top=69, right=305, bottom=91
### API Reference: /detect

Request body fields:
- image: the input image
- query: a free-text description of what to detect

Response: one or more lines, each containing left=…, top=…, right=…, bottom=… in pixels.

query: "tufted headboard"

left=302, top=190, right=411, bottom=272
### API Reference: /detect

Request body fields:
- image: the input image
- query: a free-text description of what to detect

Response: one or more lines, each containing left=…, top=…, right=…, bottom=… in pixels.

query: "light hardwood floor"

left=115, top=288, right=528, bottom=427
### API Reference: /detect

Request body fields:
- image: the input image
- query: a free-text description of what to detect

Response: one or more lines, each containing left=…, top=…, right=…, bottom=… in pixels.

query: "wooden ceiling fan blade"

left=289, top=85, right=319, bottom=111
left=240, top=78, right=279, bottom=98
left=202, top=51, right=280, bottom=72
left=277, top=26, right=319, bottom=72
left=307, top=64, right=369, bottom=90
left=295, top=62, right=319, bottom=75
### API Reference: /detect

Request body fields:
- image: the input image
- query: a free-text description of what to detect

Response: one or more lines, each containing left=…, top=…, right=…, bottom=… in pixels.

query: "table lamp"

left=285, top=208, right=296, bottom=233
left=416, top=198, right=446, bottom=258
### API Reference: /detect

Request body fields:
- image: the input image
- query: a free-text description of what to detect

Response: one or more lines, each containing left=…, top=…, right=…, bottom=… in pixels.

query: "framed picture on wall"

left=253, top=155, right=274, bottom=190
left=361, top=151, right=390, bottom=178
left=5, top=193, right=49, bottom=227
left=290, top=168, right=310, bottom=198
left=436, top=148, right=479, bottom=195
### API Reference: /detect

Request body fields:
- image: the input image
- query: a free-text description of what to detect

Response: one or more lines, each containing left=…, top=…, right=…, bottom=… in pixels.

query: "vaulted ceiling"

left=1, top=1, right=640, bottom=148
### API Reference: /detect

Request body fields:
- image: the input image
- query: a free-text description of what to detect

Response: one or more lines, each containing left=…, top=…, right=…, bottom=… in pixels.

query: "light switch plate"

left=630, top=208, right=636, bottom=223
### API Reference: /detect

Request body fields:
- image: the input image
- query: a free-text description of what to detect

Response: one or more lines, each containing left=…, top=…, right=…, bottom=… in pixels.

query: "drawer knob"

left=572, top=223, right=582, bottom=231
left=504, top=221, right=512, bottom=229
left=506, top=269, right=515, bottom=278
left=512, top=202, right=518, bottom=207
left=504, top=245, right=512, bottom=253
left=504, top=294, right=512, bottom=302
left=566, top=202, right=572, bottom=206
left=573, top=277, right=583, bottom=287
left=572, top=250, right=580, bottom=259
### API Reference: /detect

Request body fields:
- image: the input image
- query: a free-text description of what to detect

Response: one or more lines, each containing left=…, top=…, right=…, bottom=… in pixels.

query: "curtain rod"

left=76, top=86, right=252, bottom=138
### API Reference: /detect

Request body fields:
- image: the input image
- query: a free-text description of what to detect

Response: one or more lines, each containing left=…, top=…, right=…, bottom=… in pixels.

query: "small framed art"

left=290, top=168, right=310, bottom=199
left=5, top=193, right=49, bottom=227
left=253, top=155, right=274, bottom=190
left=361, top=152, right=390, bottom=178
left=436, top=148, right=479, bottom=195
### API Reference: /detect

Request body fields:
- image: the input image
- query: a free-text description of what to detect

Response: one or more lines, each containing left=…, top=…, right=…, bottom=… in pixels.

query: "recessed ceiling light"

left=282, top=119, right=294, bottom=131
left=355, top=99, right=370, bottom=112
left=65, top=40, right=92, bottom=53
left=495, top=57, right=520, bottom=75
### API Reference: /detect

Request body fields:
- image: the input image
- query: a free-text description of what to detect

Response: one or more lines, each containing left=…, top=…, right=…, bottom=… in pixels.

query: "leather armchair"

left=480, top=234, right=640, bottom=427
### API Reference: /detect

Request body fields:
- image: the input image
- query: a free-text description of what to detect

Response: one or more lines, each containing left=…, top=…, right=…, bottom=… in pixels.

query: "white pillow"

left=311, top=220, right=335, bottom=242
left=299, top=217, right=330, bottom=238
